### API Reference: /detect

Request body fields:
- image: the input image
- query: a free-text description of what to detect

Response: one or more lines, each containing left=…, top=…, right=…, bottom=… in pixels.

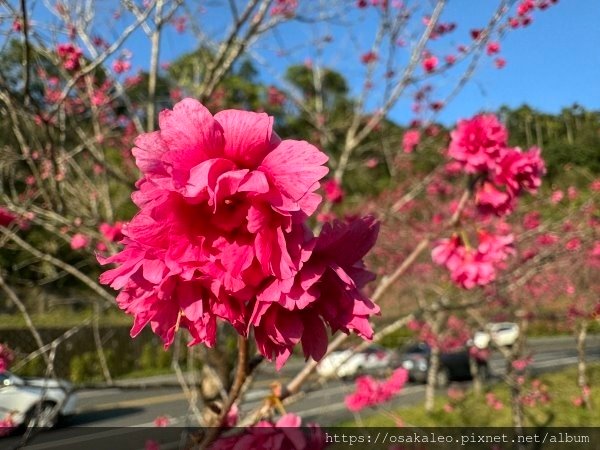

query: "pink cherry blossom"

left=422, top=55, right=438, bottom=73
left=0, top=207, right=18, bottom=227
left=433, top=231, right=514, bottom=289
left=112, top=59, right=131, bottom=74
left=0, top=344, right=15, bottom=373
left=445, top=54, right=457, bottom=65
left=476, top=230, right=515, bottom=262
left=449, top=253, right=496, bottom=289
left=512, top=356, right=532, bottom=371
left=153, top=415, right=170, bottom=427
left=402, top=129, right=421, bottom=154
left=448, top=114, right=507, bottom=173
left=432, top=235, right=464, bottom=271
left=523, top=211, right=540, bottom=230
left=365, top=157, right=379, bottom=168
left=225, top=403, right=238, bottom=427
left=270, top=0, right=298, bottom=17
left=210, top=413, right=324, bottom=450
left=251, top=216, right=380, bottom=369
left=550, top=190, right=564, bottom=204
left=323, top=179, right=344, bottom=203
left=99, top=222, right=124, bottom=242
left=12, top=19, right=23, bottom=32
left=493, top=146, right=545, bottom=196
left=345, top=368, right=408, bottom=412
left=567, top=186, right=578, bottom=200
left=99, top=99, right=379, bottom=367
left=486, top=41, right=501, bottom=56
left=494, top=57, right=507, bottom=69
left=361, top=51, right=378, bottom=64
left=443, top=403, right=454, bottom=413
left=536, top=233, right=559, bottom=246
left=70, top=233, right=90, bottom=250
left=486, top=393, right=504, bottom=410
left=565, top=237, right=581, bottom=251
left=475, top=181, right=514, bottom=216
left=56, top=43, right=83, bottom=72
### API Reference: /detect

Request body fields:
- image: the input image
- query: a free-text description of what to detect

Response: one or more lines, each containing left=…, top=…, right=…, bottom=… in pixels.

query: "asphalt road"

left=2, top=335, right=598, bottom=450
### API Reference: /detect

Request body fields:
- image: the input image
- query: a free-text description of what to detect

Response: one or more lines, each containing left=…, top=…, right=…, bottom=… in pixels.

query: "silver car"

left=0, top=372, right=77, bottom=429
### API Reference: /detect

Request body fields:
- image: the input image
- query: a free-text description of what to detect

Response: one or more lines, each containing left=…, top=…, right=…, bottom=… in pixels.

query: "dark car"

left=399, top=342, right=489, bottom=386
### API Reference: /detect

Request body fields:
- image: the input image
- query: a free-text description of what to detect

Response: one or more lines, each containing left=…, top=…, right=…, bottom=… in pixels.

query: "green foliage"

left=69, top=352, right=101, bottom=383
left=14, top=357, right=46, bottom=378
left=377, top=326, right=413, bottom=349
left=502, top=104, right=600, bottom=180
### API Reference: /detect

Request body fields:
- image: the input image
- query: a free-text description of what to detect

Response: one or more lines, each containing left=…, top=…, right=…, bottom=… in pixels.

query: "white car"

left=0, top=372, right=77, bottom=429
left=473, top=322, right=520, bottom=349
left=317, top=345, right=393, bottom=378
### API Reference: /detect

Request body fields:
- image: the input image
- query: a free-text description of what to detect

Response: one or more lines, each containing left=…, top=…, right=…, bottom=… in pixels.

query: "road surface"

left=2, top=335, right=598, bottom=449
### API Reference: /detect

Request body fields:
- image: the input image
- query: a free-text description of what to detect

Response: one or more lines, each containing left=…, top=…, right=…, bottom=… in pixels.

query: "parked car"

left=399, top=342, right=489, bottom=386
left=317, top=345, right=397, bottom=379
left=0, top=372, right=77, bottom=429
left=473, top=322, right=520, bottom=349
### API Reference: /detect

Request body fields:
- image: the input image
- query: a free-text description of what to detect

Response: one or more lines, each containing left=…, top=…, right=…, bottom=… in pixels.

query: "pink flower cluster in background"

left=99, top=99, right=380, bottom=369
left=449, top=114, right=545, bottom=217
left=0, top=343, right=15, bottom=373
left=210, top=413, right=324, bottom=450
left=0, top=207, right=18, bottom=228
left=345, top=368, right=409, bottom=412
left=432, top=231, right=514, bottom=289
left=323, top=179, right=344, bottom=203
left=432, top=113, right=545, bottom=290
left=56, top=43, right=83, bottom=72
left=402, top=129, right=421, bottom=154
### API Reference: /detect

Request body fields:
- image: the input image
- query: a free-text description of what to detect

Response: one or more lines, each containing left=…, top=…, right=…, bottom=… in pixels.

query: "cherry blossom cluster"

left=56, top=43, right=83, bottom=72
left=99, top=99, right=380, bottom=369
left=449, top=114, right=545, bottom=215
left=431, top=114, right=545, bottom=290
left=0, top=207, right=29, bottom=230
left=271, top=0, right=298, bottom=17
left=210, top=413, right=324, bottom=450
left=521, top=379, right=551, bottom=407
left=345, top=368, right=408, bottom=412
left=432, top=231, right=515, bottom=289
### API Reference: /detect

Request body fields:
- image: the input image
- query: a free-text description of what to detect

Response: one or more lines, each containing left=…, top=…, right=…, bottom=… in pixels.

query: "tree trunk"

left=424, top=309, right=445, bottom=413
left=470, top=355, right=482, bottom=395
left=508, top=313, right=528, bottom=437
left=576, top=321, right=590, bottom=408
left=146, top=0, right=164, bottom=131
left=508, top=361, right=524, bottom=430
left=425, top=345, right=440, bottom=412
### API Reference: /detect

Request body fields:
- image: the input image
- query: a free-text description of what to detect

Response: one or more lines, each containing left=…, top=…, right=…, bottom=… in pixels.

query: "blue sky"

left=29, top=0, right=600, bottom=125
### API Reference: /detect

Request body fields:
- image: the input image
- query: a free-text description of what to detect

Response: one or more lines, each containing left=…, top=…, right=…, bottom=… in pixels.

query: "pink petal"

left=214, top=110, right=280, bottom=168
left=301, top=314, right=328, bottom=362
left=316, top=216, right=380, bottom=266
left=260, top=140, right=329, bottom=202
left=185, top=158, right=235, bottom=200
left=132, top=131, right=169, bottom=177
left=159, top=98, right=224, bottom=171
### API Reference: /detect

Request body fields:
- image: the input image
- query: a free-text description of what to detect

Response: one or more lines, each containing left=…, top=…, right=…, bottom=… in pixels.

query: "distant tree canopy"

left=501, top=104, right=600, bottom=182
